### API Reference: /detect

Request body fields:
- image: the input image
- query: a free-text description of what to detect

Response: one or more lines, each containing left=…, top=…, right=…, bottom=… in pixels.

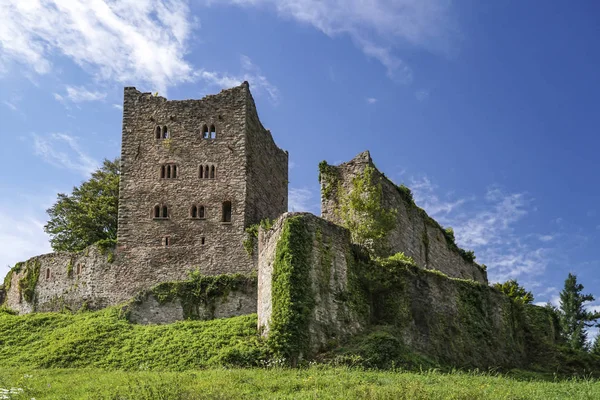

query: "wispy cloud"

left=289, top=187, right=319, bottom=213
left=3, top=100, right=17, bottom=111
left=416, top=89, right=430, bottom=101
left=366, top=97, right=378, bottom=104
left=408, top=176, right=554, bottom=283
left=54, top=86, right=107, bottom=103
left=33, top=133, right=98, bottom=177
left=0, top=191, right=54, bottom=280
left=196, top=55, right=280, bottom=104
left=0, top=0, right=194, bottom=93
left=208, top=0, right=458, bottom=83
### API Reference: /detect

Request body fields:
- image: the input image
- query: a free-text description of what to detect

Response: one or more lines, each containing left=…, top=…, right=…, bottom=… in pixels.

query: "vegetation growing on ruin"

left=338, top=165, right=397, bottom=257
left=2, top=262, right=24, bottom=294
left=18, top=259, right=41, bottom=303
left=243, top=218, right=274, bottom=256
left=493, top=280, right=534, bottom=305
left=268, top=216, right=315, bottom=365
left=0, top=308, right=264, bottom=370
left=143, top=271, right=256, bottom=320
left=318, top=160, right=340, bottom=200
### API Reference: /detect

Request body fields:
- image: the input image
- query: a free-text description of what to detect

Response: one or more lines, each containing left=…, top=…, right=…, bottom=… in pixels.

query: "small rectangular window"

left=201, top=237, right=205, bottom=245
left=162, top=236, right=171, bottom=247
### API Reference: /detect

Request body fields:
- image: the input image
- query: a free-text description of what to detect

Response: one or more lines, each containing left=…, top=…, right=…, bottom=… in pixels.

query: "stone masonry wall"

left=258, top=213, right=367, bottom=355
left=3, top=245, right=116, bottom=314
left=320, top=151, right=487, bottom=284
left=117, top=84, right=254, bottom=293
left=244, top=88, right=288, bottom=226
left=257, top=212, right=557, bottom=368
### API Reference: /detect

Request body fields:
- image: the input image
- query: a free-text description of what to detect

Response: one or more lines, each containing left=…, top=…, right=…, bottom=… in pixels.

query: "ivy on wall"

left=337, top=165, right=397, bottom=257
left=267, top=216, right=314, bottom=366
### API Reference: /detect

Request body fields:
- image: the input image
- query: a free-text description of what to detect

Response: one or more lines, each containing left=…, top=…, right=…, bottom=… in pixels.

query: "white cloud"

left=112, top=104, right=123, bottom=110
left=3, top=100, right=17, bottom=111
left=289, top=187, right=318, bottom=213
left=409, top=177, right=552, bottom=282
left=208, top=0, right=457, bottom=83
left=196, top=55, right=280, bottom=104
left=366, top=97, right=378, bottom=104
left=415, top=89, right=430, bottom=101
left=33, top=133, right=99, bottom=177
left=0, top=0, right=194, bottom=93
left=54, top=86, right=107, bottom=103
left=0, top=191, right=53, bottom=281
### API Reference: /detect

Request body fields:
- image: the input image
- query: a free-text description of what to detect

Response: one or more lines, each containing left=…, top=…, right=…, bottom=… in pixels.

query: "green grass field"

left=1, top=367, right=599, bottom=399
left=1, top=308, right=599, bottom=399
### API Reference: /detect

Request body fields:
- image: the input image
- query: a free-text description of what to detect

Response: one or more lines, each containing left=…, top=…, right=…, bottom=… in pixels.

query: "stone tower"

left=117, top=82, right=288, bottom=282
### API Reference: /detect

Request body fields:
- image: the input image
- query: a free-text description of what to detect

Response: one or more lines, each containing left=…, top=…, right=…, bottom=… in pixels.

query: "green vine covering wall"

left=318, top=161, right=340, bottom=200
left=267, top=216, right=314, bottom=365
left=338, top=165, right=397, bottom=257
left=146, top=271, right=256, bottom=320
left=18, top=259, right=41, bottom=303
left=243, top=219, right=274, bottom=256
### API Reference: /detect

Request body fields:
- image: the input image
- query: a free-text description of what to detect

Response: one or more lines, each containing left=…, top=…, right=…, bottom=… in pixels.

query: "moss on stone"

left=18, top=259, right=41, bottom=304
left=267, top=216, right=314, bottom=365
left=319, top=161, right=340, bottom=200
left=148, top=271, right=255, bottom=320
left=243, top=218, right=274, bottom=256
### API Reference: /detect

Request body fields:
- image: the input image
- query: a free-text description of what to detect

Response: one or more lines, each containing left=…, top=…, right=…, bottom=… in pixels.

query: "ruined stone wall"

left=3, top=245, right=116, bottom=314
left=258, top=213, right=367, bottom=355
left=244, top=89, right=288, bottom=225
left=127, top=285, right=257, bottom=325
left=117, top=83, right=254, bottom=293
left=258, top=212, right=557, bottom=368
left=320, top=151, right=487, bottom=284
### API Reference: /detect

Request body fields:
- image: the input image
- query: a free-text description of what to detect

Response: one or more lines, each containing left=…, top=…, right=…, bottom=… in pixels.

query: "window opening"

left=162, top=205, right=168, bottom=218
left=162, top=126, right=169, bottom=139
left=46, top=268, right=51, bottom=280
left=198, top=205, right=205, bottom=219
left=202, top=125, right=209, bottom=139
left=155, top=126, right=161, bottom=139
left=222, top=201, right=232, bottom=223
left=210, top=125, right=216, bottom=139
left=154, top=205, right=160, bottom=218
left=191, top=205, right=198, bottom=219
left=210, top=165, right=215, bottom=179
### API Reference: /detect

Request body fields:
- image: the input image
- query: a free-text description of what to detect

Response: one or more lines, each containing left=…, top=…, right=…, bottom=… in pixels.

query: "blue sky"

left=1, top=1, right=600, bottom=320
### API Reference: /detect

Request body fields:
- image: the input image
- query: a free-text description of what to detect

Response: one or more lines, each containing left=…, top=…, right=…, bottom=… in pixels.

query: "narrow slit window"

left=172, top=165, right=177, bottom=178
left=210, top=165, right=215, bottom=179
left=155, top=126, right=162, bottom=139
left=154, top=205, right=160, bottom=218
left=199, top=165, right=204, bottom=179
left=201, top=237, right=205, bottom=245
left=198, top=205, right=205, bottom=219
left=163, top=236, right=170, bottom=247
left=162, top=126, right=169, bottom=139
left=166, top=165, right=171, bottom=179
left=210, top=125, right=216, bottom=139
left=46, top=268, right=51, bottom=280
left=162, top=205, right=168, bottom=219
left=222, top=201, right=232, bottom=223
left=202, top=125, right=209, bottom=139
left=191, top=205, right=198, bottom=219
left=205, top=165, right=209, bottom=179
left=161, top=165, right=166, bottom=179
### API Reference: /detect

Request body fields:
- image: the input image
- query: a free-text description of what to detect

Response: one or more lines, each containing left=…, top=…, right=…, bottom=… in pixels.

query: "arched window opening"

left=202, top=125, right=209, bottom=139
left=154, top=205, right=160, bottom=218
left=222, top=201, right=232, bottom=223
left=162, top=126, right=169, bottom=139
left=198, top=205, right=205, bottom=219
left=210, top=165, right=215, bottom=179
left=205, top=165, right=210, bottom=179
left=162, top=205, right=168, bottom=219
left=155, top=126, right=161, bottom=139
left=191, top=205, right=198, bottom=219
left=199, top=165, right=204, bottom=178
left=161, top=165, right=166, bottom=179
left=172, top=165, right=177, bottom=178
left=210, top=125, right=216, bottom=139
left=166, top=165, right=171, bottom=179
left=45, top=268, right=51, bottom=280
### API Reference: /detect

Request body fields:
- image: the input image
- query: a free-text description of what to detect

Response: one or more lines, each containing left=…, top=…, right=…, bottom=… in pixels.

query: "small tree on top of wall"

left=338, top=165, right=397, bottom=257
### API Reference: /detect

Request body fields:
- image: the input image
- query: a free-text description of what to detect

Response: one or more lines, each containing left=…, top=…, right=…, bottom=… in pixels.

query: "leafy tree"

left=493, top=280, right=534, bottom=305
left=558, top=273, right=600, bottom=351
left=44, top=158, right=120, bottom=252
